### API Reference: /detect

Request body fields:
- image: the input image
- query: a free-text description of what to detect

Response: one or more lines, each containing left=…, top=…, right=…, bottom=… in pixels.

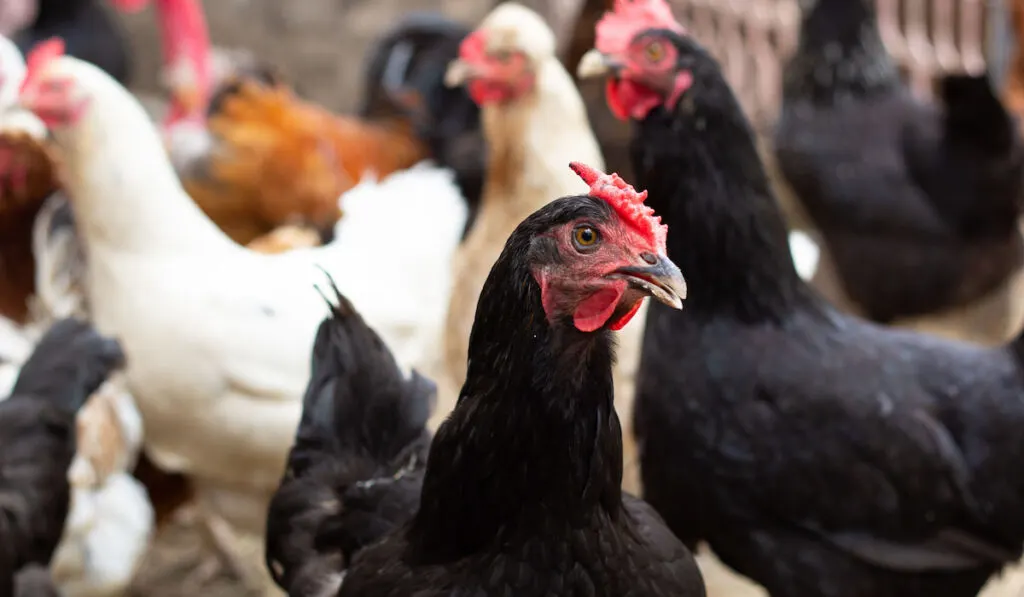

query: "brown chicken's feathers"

left=0, top=130, right=61, bottom=323
left=184, top=77, right=432, bottom=247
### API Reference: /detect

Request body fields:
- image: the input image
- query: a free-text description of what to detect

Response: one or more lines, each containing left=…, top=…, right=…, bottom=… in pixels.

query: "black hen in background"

left=773, top=0, right=1024, bottom=328
left=13, top=0, right=133, bottom=84
left=265, top=277, right=434, bottom=597
left=579, top=3, right=1024, bottom=596
left=359, top=12, right=485, bottom=239
left=0, top=318, right=125, bottom=596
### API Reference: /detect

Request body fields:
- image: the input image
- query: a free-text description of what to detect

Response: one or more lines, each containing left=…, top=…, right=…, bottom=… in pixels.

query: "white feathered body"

left=39, top=56, right=465, bottom=537
left=438, top=3, right=608, bottom=426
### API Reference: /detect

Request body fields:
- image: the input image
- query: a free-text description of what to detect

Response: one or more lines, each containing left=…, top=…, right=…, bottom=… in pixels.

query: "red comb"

left=21, top=38, right=65, bottom=94
left=569, top=161, right=667, bottom=251
left=595, top=0, right=685, bottom=56
left=458, top=29, right=486, bottom=62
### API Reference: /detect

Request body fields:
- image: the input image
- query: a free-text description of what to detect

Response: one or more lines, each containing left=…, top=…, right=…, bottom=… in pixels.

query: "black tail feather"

left=302, top=273, right=435, bottom=457
left=266, top=275, right=433, bottom=593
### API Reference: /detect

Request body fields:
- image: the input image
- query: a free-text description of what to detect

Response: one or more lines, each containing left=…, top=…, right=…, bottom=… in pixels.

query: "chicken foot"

left=192, top=506, right=273, bottom=594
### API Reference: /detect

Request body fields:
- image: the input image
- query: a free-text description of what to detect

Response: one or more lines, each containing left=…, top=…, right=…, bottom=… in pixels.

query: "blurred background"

left=3, top=1, right=1022, bottom=596
left=117, top=0, right=1011, bottom=123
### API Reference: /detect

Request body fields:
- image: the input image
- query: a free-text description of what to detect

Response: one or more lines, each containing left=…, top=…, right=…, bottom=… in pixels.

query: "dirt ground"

left=111, top=2, right=1024, bottom=597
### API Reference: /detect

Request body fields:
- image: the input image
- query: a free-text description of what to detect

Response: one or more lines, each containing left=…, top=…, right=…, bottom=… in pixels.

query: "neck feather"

left=409, top=244, right=623, bottom=561
left=57, top=67, right=234, bottom=255
left=632, top=64, right=817, bottom=321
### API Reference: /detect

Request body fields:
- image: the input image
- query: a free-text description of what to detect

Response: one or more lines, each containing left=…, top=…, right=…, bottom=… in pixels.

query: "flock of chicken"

left=0, top=0, right=1024, bottom=596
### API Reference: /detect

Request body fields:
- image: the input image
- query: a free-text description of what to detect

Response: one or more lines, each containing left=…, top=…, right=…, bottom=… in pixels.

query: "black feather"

left=337, top=196, right=705, bottom=597
left=774, top=0, right=1024, bottom=322
left=265, top=276, right=434, bottom=596
left=626, top=27, right=1024, bottom=597
left=358, top=12, right=485, bottom=238
left=14, top=0, right=132, bottom=85
left=0, top=318, right=124, bottom=595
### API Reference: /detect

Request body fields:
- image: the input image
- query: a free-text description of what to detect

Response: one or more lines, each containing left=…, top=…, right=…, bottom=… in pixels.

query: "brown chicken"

left=180, top=79, right=430, bottom=246
left=0, top=131, right=59, bottom=324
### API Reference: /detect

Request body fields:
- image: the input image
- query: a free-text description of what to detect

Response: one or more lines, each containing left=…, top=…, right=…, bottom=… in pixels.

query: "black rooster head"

left=575, top=0, right=719, bottom=122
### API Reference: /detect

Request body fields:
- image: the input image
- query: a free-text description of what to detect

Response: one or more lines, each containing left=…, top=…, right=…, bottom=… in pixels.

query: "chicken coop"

left=660, top=0, right=1009, bottom=130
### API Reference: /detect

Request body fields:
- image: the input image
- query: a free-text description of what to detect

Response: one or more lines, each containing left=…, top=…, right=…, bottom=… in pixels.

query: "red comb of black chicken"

left=570, top=161, right=667, bottom=251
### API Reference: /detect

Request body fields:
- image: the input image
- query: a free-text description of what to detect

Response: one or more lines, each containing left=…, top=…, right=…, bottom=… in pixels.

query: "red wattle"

left=606, top=77, right=666, bottom=121
left=573, top=286, right=625, bottom=333
left=605, top=78, right=629, bottom=121
left=608, top=299, right=643, bottom=331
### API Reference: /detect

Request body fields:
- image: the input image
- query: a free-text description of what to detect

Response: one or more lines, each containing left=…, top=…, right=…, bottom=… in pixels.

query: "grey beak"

left=613, top=254, right=687, bottom=310
left=444, top=59, right=473, bottom=87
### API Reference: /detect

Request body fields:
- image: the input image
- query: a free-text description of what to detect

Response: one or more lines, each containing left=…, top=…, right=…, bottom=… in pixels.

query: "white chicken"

left=0, top=35, right=153, bottom=597
left=16, top=42, right=465, bottom=592
left=437, top=3, right=684, bottom=492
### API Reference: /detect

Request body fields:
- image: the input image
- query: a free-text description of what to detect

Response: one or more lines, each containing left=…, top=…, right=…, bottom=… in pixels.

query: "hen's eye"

left=644, top=41, right=665, bottom=62
left=573, top=226, right=599, bottom=249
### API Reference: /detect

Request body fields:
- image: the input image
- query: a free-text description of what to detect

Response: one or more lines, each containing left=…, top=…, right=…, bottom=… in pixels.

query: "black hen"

left=0, top=318, right=125, bottom=596
left=772, top=0, right=1024, bottom=324
left=338, top=167, right=702, bottom=597
left=359, top=12, right=485, bottom=239
left=265, top=276, right=434, bottom=597
left=13, top=0, right=132, bottom=84
left=580, top=3, right=1024, bottom=596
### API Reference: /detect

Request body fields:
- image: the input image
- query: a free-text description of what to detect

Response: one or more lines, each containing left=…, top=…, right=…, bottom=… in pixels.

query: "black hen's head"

left=575, top=0, right=718, bottom=122
left=490, top=162, right=686, bottom=335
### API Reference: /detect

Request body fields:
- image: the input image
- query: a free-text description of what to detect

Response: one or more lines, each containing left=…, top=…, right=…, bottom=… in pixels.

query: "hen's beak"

left=444, top=59, right=475, bottom=88
left=577, top=48, right=620, bottom=80
left=613, top=254, right=687, bottom=309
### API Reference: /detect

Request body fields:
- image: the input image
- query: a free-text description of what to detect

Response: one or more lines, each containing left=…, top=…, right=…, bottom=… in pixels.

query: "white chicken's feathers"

left=326, top=162, right=465, bottom=370
left=51, top=473, right=153, bottom=597
left=35, top=55, right=464, bottom=497
left=0, top=33, right=24, bottom=111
